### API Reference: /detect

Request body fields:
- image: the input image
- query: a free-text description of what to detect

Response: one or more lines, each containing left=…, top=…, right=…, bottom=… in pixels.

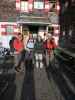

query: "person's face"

left=18, top=34, right=23, bottom=40
left=47, top=37, right=52, bottom=42
left=47, top=38, right=50, bottom=42
left=29, top=34, right=32, bottom=39
left=51, top=38, right=55, bottom=42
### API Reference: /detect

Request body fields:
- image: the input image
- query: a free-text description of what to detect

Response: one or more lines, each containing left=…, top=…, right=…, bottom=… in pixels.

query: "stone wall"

left=0, top=0, right=17, bottom=21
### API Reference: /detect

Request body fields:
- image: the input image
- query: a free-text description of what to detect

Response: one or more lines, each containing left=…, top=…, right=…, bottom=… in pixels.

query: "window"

left=34, top=2, right=44, bottom=9
left=21, top=1, right=28, bottom=12
left=6, top=25, right=14, bottom=35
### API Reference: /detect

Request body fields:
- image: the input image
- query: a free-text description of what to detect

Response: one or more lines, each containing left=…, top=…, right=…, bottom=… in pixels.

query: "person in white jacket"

left=24, top=33, right=35, bottom=70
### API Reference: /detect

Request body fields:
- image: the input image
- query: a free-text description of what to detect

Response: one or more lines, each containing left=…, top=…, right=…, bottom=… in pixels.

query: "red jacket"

left=13, top=38, right=24, bottom=53
left=43, top=39, right=57, bottom=54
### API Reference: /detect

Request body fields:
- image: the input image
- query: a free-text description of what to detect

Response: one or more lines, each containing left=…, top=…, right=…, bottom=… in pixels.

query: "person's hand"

left=27, top=49, right=30, bottom=53
left=14, top=51, right=19, bottom=54
left=26, top=48, right=30, bottom=52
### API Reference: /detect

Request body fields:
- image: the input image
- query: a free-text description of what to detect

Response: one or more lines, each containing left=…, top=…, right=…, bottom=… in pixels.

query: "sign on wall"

left=0, top=23, right=18, bottom=35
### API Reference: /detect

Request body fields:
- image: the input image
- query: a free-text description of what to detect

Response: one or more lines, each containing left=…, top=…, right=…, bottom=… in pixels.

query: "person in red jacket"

left=13, top=33, right=25, bottom=72
left=43, top=36, right=56, bottom=67
left=43, top=36, right=57, bottom=53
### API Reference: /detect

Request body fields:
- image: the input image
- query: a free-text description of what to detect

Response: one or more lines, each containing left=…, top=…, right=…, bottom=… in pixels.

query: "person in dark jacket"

left=34, top=35, right=44, bottom=68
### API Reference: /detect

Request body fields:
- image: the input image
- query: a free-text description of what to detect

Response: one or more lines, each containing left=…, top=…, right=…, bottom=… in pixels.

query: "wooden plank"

left=57, top=47, right=75, bottom=58
left=55, top=52, right=68, bottom=61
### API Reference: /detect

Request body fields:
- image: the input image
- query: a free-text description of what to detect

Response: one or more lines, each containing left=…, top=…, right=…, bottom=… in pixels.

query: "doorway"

left=28, top=25, right=39, bottom=34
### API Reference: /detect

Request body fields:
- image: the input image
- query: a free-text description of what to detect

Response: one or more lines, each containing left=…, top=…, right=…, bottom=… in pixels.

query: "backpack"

left=9, top=37, right=17, bottom=52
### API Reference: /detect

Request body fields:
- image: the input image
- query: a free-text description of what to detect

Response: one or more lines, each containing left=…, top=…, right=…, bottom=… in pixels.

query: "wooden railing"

left=54, top=47, right=75, bottom=62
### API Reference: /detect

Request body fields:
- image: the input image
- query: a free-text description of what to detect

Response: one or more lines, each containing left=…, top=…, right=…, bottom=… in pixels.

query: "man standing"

left=34, top=35, right=44, bottom=68
left=13, top=33, right=25, bottom=72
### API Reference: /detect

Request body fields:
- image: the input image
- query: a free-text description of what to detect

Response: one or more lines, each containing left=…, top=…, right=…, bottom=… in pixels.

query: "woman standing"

left=43, top=36, right=57, bottom=67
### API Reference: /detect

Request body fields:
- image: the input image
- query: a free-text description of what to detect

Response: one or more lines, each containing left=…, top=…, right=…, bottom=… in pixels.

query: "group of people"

left=9, top=32, right=57, bottom=72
